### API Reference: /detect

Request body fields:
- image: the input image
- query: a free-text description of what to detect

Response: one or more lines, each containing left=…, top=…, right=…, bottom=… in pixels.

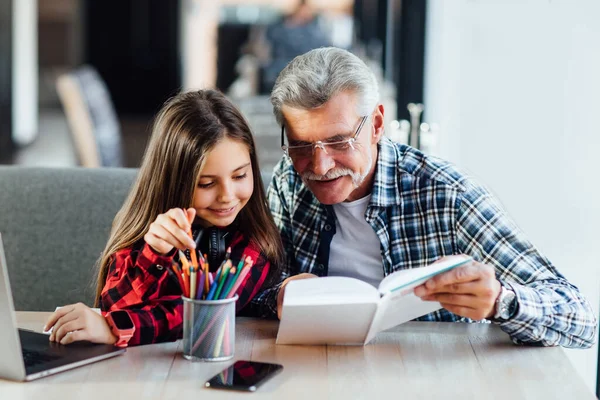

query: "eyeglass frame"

left=280, top=115, right=369, bottom=159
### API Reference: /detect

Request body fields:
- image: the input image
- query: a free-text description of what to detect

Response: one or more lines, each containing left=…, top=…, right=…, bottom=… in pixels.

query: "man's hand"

left=414, top=257, right=501, bottom=320
left=277, top=273, right=318, bottom=319
left=44, top=303, right=118, bottom=345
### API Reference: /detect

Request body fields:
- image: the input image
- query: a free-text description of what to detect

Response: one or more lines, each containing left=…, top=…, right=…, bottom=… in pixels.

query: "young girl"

left=44, top=89, right=284, bottom=346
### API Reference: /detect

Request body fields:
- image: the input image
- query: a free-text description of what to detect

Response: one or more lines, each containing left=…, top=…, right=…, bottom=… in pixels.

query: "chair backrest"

left=0, top=166, right=137, bottom=310
left=56, top=66, right=124, bottom=167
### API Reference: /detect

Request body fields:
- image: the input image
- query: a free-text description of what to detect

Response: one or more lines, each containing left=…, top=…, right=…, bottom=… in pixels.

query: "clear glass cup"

left=182, top=295, right=237, bottom=362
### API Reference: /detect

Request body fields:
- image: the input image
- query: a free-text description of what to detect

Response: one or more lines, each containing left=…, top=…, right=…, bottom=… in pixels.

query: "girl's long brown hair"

left=94, top=89, right=284, bottom=306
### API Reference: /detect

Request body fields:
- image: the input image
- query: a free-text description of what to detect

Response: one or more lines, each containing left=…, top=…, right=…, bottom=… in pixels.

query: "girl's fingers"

left=156, top=214, right=195, bottom=249
left=49, top=312, right=80, bottom=341
left=53, top=319, right=84, bottom=344
left=60, top=330, right=86, bottom=345
left=166, top=208, right=192, bottom=232
left=44, top=304, right=76, bottom=331
left=185, top=208, right=196, bottom=224
left=148, top=225, right=187, bottom=253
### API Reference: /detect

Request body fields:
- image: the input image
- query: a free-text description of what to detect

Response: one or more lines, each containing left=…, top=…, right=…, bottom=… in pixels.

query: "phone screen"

left=205, top=360, right=283, bottom=392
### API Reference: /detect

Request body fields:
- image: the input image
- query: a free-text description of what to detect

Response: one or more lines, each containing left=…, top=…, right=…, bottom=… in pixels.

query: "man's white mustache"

left=302, top=169, right=354, bottom=181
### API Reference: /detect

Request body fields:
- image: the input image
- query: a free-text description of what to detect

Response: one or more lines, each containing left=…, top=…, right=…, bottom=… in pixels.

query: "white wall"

left=12, top=0, right=38, bottom=145
left=424, top=0, right=600, bottom=393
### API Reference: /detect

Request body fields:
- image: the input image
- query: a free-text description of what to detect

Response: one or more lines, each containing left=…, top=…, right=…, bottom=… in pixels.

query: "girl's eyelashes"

left=197, top=173, right=247, bottom=189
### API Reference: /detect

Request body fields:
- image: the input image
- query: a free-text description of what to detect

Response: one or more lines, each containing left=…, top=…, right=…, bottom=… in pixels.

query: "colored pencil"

left=178, top=250, right=191, bottom=275
left=182, top=271, right=190, bottom=298
left=223, top=317, right=231, bottom=356
left=196, top=270, right=204, bottom=300
left=190, top=266, right=197, bottom=299
left=219, top=268, right=236, bottom=300
left=186, top=213, right=199, bottom=269
left=213, top=260, right=232, bottom=300
left=223, top=258, right=245, bottom=298
left=213, top=317, right=227, bottom=358
left=171, top=262, right=186, bottom=293
left=226, top=265, right=251, bottom=299
left=203, top=253, right=210, bottom=295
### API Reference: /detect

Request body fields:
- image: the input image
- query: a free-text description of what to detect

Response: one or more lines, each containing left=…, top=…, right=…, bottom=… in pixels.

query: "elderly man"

left=248, top=47, right=596, bottom=348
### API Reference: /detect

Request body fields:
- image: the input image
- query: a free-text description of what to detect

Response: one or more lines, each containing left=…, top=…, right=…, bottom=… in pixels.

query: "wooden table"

left=0, top=312, right=593, bottom=399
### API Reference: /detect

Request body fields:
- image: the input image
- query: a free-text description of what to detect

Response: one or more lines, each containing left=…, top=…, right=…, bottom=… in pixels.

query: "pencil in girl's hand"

left=178, top=250, right=191, bottom=275
left=186, top=213, right=199, bottom=269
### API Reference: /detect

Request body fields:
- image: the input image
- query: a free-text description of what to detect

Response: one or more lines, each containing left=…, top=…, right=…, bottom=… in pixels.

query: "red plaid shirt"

left=99, top=232, right=270, bottom=346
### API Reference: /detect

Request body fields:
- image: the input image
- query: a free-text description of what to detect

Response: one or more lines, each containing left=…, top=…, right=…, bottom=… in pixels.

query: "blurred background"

left=1, top=0, right=415, bottom=172
left=1, top=0, right=599, bottom=392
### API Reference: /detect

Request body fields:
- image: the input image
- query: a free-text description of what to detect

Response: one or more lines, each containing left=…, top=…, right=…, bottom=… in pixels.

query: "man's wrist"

left=492, top=283, right=518, bottom=321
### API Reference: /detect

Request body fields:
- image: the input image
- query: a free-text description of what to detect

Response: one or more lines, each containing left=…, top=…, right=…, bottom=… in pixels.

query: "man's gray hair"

left=270, top=47, right=379, bottom=126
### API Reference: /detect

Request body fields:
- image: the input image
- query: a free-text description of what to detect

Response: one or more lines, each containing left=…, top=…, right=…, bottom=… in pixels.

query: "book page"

left=277, top=303, right=378, bottom=345
left=282, top=276, right=380, bottom=306
left=377, top=255, right=472, bottom=295
left=276, top=277, right=380, bottom=345
left=364, top=255, right=472, bottom=343
left=365, top=291, right=444, bottom=343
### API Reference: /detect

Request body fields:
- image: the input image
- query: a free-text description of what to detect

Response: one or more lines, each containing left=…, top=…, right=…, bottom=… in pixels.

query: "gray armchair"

left=0, top=167, right=136, bottom=310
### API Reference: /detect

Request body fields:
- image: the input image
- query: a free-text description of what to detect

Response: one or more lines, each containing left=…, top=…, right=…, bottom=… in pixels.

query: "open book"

left=276, top=255, right=472, bottom=345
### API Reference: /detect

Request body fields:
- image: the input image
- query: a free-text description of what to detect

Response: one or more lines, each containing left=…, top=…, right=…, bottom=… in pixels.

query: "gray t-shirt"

left=328, top=195, right=384, bottom=288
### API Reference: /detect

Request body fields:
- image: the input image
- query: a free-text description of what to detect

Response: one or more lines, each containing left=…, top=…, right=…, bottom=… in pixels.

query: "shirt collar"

left=370, top=136, right=404, bottom=208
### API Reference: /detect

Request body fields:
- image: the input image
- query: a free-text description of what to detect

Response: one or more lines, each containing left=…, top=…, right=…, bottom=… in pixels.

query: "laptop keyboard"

left=22, top=348, right=61, bottom=367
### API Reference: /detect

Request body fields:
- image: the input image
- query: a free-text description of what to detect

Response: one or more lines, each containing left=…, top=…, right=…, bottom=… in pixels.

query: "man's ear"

left=372, top=103, right=385, bottom=143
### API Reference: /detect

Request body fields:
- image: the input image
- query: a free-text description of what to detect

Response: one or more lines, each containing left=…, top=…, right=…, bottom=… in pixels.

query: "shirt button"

left=324, top=224, right=332, bottom=231
left=155, top=264, right=164, bottom=271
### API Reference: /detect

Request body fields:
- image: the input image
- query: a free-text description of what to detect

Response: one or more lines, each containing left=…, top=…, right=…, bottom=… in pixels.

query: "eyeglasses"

left=281, top=115, right=369, bottom=160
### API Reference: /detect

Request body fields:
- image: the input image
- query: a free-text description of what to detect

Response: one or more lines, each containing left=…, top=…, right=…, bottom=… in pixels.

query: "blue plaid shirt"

left=250, top=136, right=597, bottom=348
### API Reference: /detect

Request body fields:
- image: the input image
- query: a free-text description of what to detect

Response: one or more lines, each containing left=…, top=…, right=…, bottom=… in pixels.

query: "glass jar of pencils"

left=182, top=295, right=237, bottom=362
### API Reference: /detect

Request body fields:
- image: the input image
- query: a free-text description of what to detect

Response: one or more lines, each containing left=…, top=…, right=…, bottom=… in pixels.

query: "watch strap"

left=107, top=312, right=134, bottom=347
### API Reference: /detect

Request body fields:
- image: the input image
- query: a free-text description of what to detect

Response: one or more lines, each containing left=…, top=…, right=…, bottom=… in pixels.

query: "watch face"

left=111, top=311, right=134, bottom=330
left=499, top=289, right=517, bottom=319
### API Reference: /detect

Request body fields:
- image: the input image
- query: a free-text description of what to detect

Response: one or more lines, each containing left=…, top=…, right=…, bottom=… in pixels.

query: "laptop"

left=0, top=234, right=125, bottom=381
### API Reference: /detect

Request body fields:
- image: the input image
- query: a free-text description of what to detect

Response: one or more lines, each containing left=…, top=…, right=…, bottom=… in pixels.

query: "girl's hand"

left=44, top=303, right=117, bottom=345
left=144, top=207, right=197, bottom=255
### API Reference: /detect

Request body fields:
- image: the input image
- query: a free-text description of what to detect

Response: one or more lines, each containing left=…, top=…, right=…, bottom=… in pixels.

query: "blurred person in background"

left=262, top=0, right=332, bottom=92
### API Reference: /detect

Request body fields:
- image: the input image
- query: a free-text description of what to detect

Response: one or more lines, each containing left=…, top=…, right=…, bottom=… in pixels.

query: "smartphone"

left=205, top=360, right=283, bottom=392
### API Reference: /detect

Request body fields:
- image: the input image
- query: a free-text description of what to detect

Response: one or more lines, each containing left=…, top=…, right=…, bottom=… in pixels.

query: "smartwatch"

left=106, top=310, right=135, bottom=347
